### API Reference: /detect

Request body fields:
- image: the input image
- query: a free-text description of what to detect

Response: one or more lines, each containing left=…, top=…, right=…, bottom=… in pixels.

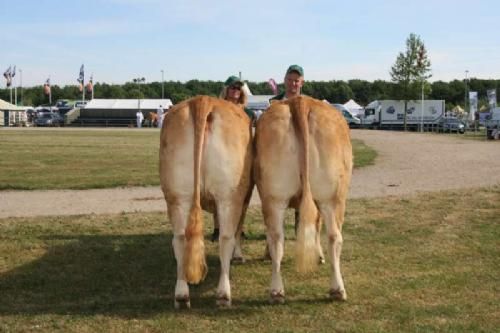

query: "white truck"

left=362, top=100, right=445, bottom=130
left=485, top=107, right=500, bottom=140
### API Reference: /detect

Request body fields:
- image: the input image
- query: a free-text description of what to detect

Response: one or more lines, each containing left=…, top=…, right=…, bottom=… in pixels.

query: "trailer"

left=485, top=107, right=500, bottom=140
left=362, top=100, right=445, bottom=130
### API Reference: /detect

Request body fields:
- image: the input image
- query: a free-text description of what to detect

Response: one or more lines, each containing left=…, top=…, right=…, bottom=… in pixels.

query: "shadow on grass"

left=0, top=233, right=257, bottom=317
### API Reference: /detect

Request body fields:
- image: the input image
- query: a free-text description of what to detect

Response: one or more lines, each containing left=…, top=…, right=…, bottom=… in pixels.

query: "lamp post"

left=417, top=45, right=425, bottom=132
left=464, top=70, right=469, bottom=114
left=420, top=80, right=424, bottom=132
left=161, top=70, right=164, bottom=100
left=19, top=68, right=23, bottom=106
left=133, top=77, right=145, bottom=112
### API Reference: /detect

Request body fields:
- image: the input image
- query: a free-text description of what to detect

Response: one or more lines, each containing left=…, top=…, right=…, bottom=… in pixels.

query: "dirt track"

left=1, top=130, right=499, bottom=218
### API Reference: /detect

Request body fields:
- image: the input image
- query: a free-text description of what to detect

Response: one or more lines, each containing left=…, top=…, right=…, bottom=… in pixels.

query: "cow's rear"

left=254, top=96, right=352, bottom=303
left=160, top=96, right=253, bottom=308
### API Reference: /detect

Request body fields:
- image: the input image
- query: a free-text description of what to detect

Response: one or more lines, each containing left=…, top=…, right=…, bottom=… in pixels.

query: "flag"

left=267, top=78, right=278, bottom=95
left=3, top=66, right=11, bottom=79
left=3, top=66, right=12, bottom=87
left=487, top=89, right=497, bottom=109
left=86, top=74, right=93, bottom=93
left=78, top=64, right=84, bottom=83
left=43, top=78, right=51, bottom=95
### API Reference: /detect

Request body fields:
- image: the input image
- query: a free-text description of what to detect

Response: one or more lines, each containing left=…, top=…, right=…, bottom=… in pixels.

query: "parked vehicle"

left=25, top=108, right=37, bottom=123
left=55, top=100, right=75, bottom=114
left=332, top=103, right=361, bottom=127
left=437, top=117, right=465, bottom=134
left=485, top=107, right=500, bottom=139
left=362, top=100, right=445, bottom=130
left=34, top=112, right=64, bottom=127
left=75, top=101, right=87, bottom=108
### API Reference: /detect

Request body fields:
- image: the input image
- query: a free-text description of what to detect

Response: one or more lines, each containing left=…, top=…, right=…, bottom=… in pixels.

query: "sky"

left=1, top=0, right=499, bottom=87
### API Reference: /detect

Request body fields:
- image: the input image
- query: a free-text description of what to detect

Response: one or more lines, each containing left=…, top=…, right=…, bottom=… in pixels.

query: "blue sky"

left=1, top=0, right=499, bottom=87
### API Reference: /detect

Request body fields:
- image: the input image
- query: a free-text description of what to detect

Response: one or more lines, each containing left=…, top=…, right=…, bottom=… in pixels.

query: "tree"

left=390, top=33, right=431, bottom=130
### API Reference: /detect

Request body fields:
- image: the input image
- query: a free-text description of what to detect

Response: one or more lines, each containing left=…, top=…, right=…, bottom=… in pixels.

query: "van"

left=332, top=103, right=361, bottom=127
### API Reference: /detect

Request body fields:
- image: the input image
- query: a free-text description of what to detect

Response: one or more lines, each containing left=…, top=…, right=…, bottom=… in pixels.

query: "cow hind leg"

left=232, top=196, right=251, bottom=264
left=315, top=213, right=326, bottom=264
left=169, top=203, right=192, bottom=309
left=263, top=201, right=288, bottom=304
left=215, top=203, right=239, bottom=307
left=319, top=202, right=347, bottom=301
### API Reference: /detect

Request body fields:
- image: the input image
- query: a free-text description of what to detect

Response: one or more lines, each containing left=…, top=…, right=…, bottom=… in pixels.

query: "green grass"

left=352, top=138, right=377, bottom=167
left=0, top=129, right=161, bottom=190
left=0, top=186, right=498, bottom=332
left=0, top=129, right=376, bottom=190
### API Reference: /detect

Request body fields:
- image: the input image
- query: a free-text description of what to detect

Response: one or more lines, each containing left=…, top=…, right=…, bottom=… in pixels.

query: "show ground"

left=1, top=130, right=499, bottom=218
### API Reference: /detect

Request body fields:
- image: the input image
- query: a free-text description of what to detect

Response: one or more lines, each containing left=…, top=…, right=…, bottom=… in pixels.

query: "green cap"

left=286, top=64, right=304, bottom=76
left=225, top=75, right=244, bottom=87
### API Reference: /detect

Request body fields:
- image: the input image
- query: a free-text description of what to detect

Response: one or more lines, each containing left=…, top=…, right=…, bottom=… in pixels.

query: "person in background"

left=136, top=110, right=144, bottom=128
left=210, top=75, right=253, bottom=242
left=219, top=75, right=255, bottom=120
left=269, top=64, right=305, bottom=235
left=157, top=105, right=164, bottom=128
left=270, top=64, right=304, bottom=102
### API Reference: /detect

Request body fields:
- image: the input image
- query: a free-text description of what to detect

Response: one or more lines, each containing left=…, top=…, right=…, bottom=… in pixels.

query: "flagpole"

left=49, top=76, right=52, bottom=106
left=19, top=69, right=23, bottom=106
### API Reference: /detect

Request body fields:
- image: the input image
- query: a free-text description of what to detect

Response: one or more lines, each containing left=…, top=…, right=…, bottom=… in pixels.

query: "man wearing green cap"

left=268, top=65, right=306, bottom=237
left=270, top=64, right=304, bottom=102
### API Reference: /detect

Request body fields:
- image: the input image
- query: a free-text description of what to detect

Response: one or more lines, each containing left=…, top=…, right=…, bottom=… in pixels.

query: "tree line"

left=1, top=77, right=498, bottom=110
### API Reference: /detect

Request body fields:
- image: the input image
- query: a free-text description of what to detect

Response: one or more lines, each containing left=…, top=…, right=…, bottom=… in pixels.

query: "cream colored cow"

left=160, top=96, right=253, bottom=308
left=254, top=95, right=353, bottom=303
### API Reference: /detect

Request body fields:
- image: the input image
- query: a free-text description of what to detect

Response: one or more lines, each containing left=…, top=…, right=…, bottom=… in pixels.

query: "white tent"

left=247, top=95, right=273, bottom=110
left=0, top=99, right=26, bottom=126
left=0, top=99, right=24, bottom=111
left=343, top=99, right=364, bottom=117
left=85, top=99, right=173, bottom=110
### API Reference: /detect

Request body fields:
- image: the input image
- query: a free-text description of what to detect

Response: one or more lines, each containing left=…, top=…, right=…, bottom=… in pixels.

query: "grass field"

left=0, top=129, right=376, bottom=190
left=0, top=186, right=498, bottom=332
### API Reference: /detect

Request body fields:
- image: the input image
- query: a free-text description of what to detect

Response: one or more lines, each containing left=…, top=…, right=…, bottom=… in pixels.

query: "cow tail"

left=184, top=96, right=210, bottom=284
left=293, top=97, right=319, bottom=273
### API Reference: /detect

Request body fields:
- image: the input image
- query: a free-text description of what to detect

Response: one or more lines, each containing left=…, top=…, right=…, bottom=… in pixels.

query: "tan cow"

left=254, top=95, right=353, bottom=303
left=159, top=96, right=253, bottom=308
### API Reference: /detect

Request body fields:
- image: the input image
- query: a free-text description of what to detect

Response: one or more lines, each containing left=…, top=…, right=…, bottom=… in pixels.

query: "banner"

left=86, top=75, right=93, bottom=93
left=487, top=89, right=497, bottom=109
left=469, top=91, right=478, bottom=121
left=43, top=78, right=51, bottom=95
left=267, top=78, right=278, bottom=95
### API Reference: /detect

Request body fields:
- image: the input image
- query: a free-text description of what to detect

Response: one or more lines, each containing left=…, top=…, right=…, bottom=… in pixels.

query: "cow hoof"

left=231, top=256, right=246, bottom=264
left=174, top=296, right=191, bottom=309
left=329, top=289, right=347, bottom=301
left=269, top=290, right=285, bottom=305
left=216, top=294, right=232, bottom=308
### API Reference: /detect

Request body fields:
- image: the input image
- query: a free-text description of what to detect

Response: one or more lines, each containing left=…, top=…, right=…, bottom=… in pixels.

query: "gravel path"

left=1, top=130, right=499, bottom=218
